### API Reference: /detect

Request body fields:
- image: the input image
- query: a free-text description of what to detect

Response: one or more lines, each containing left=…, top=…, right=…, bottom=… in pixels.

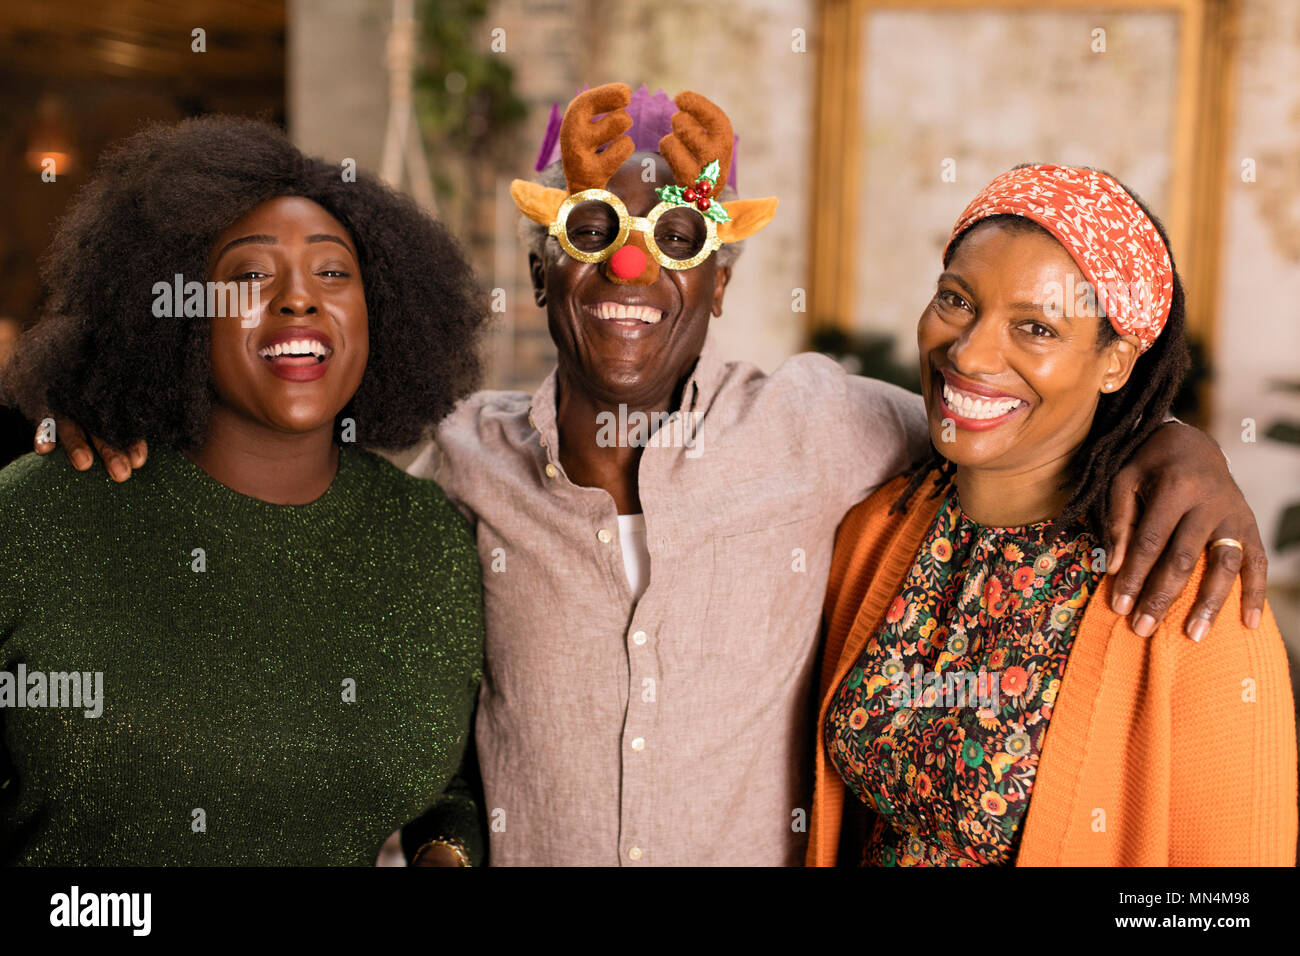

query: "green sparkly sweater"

left=0, top=445, right=485, bottom=866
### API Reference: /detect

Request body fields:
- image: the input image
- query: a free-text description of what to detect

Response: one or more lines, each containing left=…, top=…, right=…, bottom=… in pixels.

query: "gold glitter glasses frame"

left=547, top=188, right=722, bottom=270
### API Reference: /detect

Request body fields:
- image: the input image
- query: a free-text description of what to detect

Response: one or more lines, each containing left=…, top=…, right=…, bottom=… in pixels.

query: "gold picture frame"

left=810, top=0, right=1237, bottom=361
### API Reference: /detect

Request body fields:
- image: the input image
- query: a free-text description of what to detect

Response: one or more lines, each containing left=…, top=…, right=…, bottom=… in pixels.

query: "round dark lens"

left=653, top=207, right=708, bottom=261
left=564, top=200, right=620, bottom=254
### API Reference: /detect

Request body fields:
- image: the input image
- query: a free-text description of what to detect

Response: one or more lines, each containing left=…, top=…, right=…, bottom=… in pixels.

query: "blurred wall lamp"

left=25, top=93, right=77, bottom=176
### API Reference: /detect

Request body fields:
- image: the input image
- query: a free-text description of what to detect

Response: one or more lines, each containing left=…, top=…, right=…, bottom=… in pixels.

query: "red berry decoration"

left=696, top=197, right=711, bottom=211
left=683, top=187, right=698, bottom=203
left=696, top=180, right=712, bottom=198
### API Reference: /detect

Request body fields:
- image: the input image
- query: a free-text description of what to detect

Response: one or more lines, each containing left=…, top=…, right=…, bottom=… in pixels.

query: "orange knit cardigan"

left=808, top=476, right=1297, bottom=866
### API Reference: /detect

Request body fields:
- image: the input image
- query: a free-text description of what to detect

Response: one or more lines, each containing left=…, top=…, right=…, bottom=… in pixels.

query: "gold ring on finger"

left=1208, top=537, right=1244, bottom=552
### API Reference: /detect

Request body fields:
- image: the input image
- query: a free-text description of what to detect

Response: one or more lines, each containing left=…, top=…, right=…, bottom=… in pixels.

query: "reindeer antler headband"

left=510, top=83, right=778, bottom=285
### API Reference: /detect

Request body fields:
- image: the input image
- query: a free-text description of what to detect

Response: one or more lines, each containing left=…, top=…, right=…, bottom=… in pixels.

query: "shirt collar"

left=527, top=329, right=727, bottom=451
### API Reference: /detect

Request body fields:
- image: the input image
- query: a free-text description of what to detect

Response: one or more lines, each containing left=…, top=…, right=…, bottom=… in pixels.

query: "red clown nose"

left=609, top=244, right=646, bottom=279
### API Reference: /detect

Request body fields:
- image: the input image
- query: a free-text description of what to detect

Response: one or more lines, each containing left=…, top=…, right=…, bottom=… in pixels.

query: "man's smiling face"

left=531, top=151, right=730, bottom=409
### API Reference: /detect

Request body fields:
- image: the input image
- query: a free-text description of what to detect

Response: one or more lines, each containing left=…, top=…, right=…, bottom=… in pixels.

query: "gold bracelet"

left=411, top=837, right=471, bottom=867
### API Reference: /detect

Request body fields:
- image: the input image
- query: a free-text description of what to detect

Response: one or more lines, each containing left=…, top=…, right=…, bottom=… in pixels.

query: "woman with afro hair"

left=0, top=116, right=489, bottom=866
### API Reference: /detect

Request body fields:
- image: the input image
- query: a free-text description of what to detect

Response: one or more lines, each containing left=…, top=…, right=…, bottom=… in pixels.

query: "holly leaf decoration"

left=698, top=159, right=721, bottom=185
left=656, top=184, right=686, bottom=205
left=702, top=202, right=731, bottom=224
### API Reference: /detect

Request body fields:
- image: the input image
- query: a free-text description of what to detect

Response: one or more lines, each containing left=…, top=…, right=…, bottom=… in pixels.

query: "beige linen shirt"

left=402, top=334, right=927, bottom=865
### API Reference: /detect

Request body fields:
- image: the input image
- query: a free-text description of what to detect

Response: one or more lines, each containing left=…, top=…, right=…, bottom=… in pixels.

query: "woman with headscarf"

left=808, top=165, right=1296, bottom=866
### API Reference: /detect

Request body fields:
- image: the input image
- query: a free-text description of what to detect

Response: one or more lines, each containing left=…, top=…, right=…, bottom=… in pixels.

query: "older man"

left=47, top=84, right=1268, bottom=865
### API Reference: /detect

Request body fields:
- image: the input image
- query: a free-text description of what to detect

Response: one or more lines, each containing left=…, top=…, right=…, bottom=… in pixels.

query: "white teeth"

left=258, top=339, right=330, bottom=360
left=594, top=302, right=663, bottom=324
left=942, top=381, right=1022, bottom=420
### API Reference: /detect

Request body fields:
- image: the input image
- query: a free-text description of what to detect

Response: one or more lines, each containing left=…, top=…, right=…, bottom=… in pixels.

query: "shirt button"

left=628, top=846, right=643, bottom=861
left=544, top=463, right=557, bottom=478
left=631, top=737, right=645, bottom=751
left=597, top=528, right=612, bottom=544
left=632, top=630, right=647, bottom=645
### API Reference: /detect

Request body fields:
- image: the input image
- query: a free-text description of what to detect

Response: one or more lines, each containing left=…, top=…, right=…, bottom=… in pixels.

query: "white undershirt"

left=617, top=513, right=650, bottom=601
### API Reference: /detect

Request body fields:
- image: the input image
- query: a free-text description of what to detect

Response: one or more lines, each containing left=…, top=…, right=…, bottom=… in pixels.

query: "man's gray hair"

left=519, top=160, right=745, bottom=270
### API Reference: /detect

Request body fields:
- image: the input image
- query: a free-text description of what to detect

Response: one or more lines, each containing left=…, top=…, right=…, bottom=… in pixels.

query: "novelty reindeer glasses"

left=510, top=83, right=778, bottom=285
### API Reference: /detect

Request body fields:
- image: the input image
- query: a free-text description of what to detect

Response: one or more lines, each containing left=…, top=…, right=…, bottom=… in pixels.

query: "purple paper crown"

left=532, top=84, right=740, bottom=189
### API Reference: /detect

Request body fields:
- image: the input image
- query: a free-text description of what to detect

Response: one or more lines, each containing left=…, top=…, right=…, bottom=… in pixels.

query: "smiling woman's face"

left=918, top=221, right=1140, bottom=477
left=206, top=196, right=369, bottom=436
left=534, top=151, right=729, bottom=408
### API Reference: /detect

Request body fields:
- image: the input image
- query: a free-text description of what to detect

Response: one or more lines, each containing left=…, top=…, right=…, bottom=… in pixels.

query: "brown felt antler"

left=660, top=90, right=777, bottom=244
left=511, top=84, right=777, bottom=244
left=510, top=82, right=637, bottom=226
left=560, top=82, right=636, bottom=193
left=658, top=91, right=734, bottom=193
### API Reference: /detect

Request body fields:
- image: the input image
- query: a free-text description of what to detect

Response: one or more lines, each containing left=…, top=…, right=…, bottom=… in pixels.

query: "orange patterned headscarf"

left=944, top=165, right=1174, bottom=352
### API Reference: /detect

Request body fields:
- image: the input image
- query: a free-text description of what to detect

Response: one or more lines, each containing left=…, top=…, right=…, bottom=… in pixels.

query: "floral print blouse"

left=825, top=484, right=1102, bottom=866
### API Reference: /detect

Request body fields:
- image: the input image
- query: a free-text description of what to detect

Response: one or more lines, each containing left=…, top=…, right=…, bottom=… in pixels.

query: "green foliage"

left=1266, top=379, right=1300, bottom=551
left=1277, top=504, right=1300, bottom=552
left=810, top=327, right=922, bottom=394
left=1265, top=420, right=1300, bottom=446
left=414, top=0, right=527, bottom=156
